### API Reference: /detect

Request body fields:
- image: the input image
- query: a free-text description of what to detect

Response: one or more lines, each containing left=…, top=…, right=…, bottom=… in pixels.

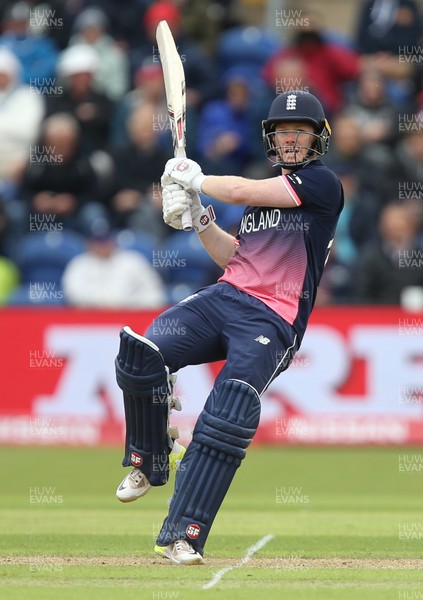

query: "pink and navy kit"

left=220, top=159, right=344, bottom=341
left=147, top=159, right=343, bottom=396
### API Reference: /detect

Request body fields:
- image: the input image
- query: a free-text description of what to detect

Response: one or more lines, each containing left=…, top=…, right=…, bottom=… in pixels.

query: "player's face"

left=273, top=121, right=316, bottom=165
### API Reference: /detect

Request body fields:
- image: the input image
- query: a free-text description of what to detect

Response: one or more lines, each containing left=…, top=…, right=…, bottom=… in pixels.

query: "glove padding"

left=162, top=183, right=191, bottom=230
left=162, top=158, right=206, bottom=192
left=162, top=183, right=216, bottom=233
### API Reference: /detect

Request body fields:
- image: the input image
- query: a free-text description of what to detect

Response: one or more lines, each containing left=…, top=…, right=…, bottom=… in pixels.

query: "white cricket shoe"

left=116, top=468, right=150, bottom=502
left=154, top=540, right=204, bottom=565
left=116, top=440, right=186, bottom=503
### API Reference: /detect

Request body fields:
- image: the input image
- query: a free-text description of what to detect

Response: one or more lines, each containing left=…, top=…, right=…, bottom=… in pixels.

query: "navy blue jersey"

left=219, top=159, right=344, bottom=342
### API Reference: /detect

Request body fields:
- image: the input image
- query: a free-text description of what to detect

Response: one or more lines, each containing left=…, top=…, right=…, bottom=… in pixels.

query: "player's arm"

left=197, top=222, right=237, bottom=269
left=201, top=175, right=298, bottom=208
left=162, top=182, right=237, bottom=269
left=164, top=158, right=299, bottom=209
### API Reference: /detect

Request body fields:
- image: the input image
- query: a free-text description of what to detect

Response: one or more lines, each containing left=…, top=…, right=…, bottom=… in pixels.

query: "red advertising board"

left=0, top=307, right=422, bottom=446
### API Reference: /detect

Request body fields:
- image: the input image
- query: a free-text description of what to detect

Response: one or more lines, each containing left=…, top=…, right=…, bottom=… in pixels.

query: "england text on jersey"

left=219, top=160, right=344, bottom=342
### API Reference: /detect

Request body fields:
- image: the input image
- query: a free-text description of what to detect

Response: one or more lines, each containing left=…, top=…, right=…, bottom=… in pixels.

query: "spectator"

left=344, top=66, right=398, bottom=146
left=0, top=1, right=58, bottom=88
left=133, top=1, right=217, bottom=106
left=19, top=113, right=106, bottom=235
left=58, top=0, right=145, bottom=50
left=325, top=112, right=395, bottom=206
left=395, top=129, right=423, bottom=191
left=356, top=0, right=422, bottom=55
left=353, top=202, right=423, bottom=304
left=48, top=44, right=114, bottom=152
left=0, top=255, right=19, bottom=304
left=331, top=164, right=379, bottom=266
left=315, top=241, right=352, bottom=305
left=109, top=103, right=168, bottom=239
left=0, top=197, right=21, bottom=302
left=355, top=0, right=421, bottom=107
left=262, top=12, right=360, bottom=116
left=216, top=15, right=281, bottom=82
left=196, top=69, right=254, bottom=176
left=70, top=7, right=130, bottom=101
left=110, top=60, right=169, bottom=150
left=62, top=221, right=166, bottom=309
left=0, top=47, right=45, bottom=191
left=8, top=0, right=73, bottom=50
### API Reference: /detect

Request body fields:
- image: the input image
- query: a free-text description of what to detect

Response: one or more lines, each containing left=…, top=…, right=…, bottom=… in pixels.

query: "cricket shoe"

left=116, top=439, right=186, bottom=503
left=154, top=540, right=204, bottom=565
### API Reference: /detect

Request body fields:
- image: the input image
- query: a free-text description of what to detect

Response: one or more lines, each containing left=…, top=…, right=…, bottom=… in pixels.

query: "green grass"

left=0, top=447, right=422, bottom=599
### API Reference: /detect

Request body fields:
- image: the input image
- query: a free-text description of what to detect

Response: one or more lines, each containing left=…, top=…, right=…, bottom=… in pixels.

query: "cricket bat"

left=156, top=20, right=192, bottom=231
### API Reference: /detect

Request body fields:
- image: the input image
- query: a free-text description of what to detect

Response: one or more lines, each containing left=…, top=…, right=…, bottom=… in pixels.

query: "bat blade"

left=156, top=20, right=192, bottom=230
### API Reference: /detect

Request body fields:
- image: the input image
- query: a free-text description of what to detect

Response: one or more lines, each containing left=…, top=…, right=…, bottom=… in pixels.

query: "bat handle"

left=181, top=207, right=192, bottom=231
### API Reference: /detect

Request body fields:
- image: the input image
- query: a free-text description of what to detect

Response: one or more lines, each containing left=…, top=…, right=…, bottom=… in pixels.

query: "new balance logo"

left=255, top=335, right=271, bottom=345
left=180, top=293, right=198, bottom=303
left=286, top=94, right=297, bottom=110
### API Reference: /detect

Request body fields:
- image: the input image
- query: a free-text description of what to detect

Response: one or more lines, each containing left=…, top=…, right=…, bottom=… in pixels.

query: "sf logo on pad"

left=186, top=523, right=201, bottom=539
left=131, top=452, right=143, bottom=466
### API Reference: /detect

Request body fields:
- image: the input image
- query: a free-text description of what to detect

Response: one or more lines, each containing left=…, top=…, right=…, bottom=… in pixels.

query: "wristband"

left=193, top=205, right=216, bottom=233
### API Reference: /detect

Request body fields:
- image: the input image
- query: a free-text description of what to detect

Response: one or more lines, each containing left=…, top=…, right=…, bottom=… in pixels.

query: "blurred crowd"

left=0, top=0, right=422, bottom=309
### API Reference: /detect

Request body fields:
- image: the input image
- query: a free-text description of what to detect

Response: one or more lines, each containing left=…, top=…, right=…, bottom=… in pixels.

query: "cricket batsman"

left=114, top=91, right=344, bottom=564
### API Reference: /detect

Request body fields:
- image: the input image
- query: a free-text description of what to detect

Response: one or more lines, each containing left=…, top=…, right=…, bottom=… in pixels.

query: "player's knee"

left=193, top=379, right=261, bottom=461
left=115, top=325, right=168, bottom=394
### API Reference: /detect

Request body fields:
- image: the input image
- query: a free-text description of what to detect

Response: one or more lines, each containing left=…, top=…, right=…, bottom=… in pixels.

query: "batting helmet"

left=262, top=90, right=331, bottom=168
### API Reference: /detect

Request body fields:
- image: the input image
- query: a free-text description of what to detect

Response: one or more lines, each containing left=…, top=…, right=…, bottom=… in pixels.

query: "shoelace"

left=129, top=469, right=145, bottom=485
left=174, top=540, right=195, bottom=554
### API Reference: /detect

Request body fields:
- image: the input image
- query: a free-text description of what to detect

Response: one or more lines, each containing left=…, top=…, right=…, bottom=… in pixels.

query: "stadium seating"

left=159, top=231, right=220, bottom=303
left=113, top=229, right=157, bottom=262
left=7, top=230, right=85, bottom=305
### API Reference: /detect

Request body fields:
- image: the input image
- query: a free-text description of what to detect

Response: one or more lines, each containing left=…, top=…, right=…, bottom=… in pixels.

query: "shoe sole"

left=115, top=490, right=150, bottom=503
left=154, top=544, right=204, bottom=565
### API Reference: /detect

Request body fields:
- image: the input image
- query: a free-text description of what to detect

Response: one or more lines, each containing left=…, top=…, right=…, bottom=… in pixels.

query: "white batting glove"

left=162, top=184, right=215, bottom=233
left=163, top=158, right=206, bottom=192
left=161, top=172, right=174, bottom=187
left=162, top=183, right=191, bottom=230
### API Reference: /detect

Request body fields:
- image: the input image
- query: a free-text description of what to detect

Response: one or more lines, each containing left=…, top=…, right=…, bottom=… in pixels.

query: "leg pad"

left=115, top=326, right=170, bottom=486
left=156, top=379, right=260, bottom=553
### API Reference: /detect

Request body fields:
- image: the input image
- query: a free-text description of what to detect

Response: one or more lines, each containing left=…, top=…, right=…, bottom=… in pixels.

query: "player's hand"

left=162, top=183, right=192, bottom=230
left=163, top=158, right=206, bottom=192
left=162, top=183, right=216, bottom=233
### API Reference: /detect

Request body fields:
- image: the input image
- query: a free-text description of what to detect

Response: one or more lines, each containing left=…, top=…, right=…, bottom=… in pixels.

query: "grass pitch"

left=0, top=446, right=422, bottom=599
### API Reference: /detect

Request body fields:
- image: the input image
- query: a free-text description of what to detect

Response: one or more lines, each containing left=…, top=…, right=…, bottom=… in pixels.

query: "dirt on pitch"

left=1, top=556, right=423, bottom=569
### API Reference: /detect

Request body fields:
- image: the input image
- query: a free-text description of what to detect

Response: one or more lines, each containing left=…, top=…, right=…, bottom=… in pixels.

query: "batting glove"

left=163, top=158, right=206, bottom=192
left=162, top=184, right=215, bottom=233
left=190, top=191, right=216, bottom=233
left=162, top=183, right=191, bottom=230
